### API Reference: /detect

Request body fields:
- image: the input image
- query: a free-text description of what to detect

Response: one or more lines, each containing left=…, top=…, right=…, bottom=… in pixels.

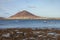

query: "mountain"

left=0, top=10, right=59, bottom=20
left=0, top=17, right=5, bottom=20
left=9, top=10, right=43, bottom=19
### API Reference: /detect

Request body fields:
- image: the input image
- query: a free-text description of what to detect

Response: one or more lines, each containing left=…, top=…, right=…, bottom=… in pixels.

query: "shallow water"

left=0, top=19, right=60, bottom=29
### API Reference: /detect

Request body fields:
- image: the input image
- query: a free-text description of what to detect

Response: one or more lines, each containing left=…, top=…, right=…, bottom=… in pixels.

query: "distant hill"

left=0, top=17, right=5, bottom=20
left=9, top=10, right=44, bottom=19
left=8, top=10, right=60, bottom=20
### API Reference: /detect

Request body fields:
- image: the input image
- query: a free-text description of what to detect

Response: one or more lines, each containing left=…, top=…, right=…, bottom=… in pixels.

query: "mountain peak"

left=21, top=10, right=29, bottom=12
left=9, top=10, right=40, bottom=19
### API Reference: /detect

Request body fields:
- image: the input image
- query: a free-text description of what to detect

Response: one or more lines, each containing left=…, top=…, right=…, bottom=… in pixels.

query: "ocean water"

left=0, top=19, right=60, bottom=29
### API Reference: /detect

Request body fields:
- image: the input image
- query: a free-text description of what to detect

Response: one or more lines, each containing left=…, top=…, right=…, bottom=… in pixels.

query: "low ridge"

left=0, top=17, right=5, bottom=20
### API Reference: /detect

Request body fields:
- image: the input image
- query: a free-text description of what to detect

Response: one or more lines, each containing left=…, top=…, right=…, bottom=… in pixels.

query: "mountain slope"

left=9, top=10, right=41, bottom=19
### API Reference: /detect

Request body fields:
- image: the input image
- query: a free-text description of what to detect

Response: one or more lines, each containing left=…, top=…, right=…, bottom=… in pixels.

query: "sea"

left=0, top=19, right=60, bottom=29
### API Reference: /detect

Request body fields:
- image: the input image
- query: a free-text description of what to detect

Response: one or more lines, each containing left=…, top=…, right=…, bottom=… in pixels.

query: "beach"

left=0, top=28, right=60, bottom=40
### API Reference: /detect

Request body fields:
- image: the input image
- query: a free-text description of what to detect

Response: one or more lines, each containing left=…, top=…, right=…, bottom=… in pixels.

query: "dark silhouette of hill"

left=0, top=17, right=5, bottom=20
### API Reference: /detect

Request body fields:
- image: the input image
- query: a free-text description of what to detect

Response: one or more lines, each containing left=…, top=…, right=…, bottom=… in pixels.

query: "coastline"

left=0, top=28, right=60, bottom=40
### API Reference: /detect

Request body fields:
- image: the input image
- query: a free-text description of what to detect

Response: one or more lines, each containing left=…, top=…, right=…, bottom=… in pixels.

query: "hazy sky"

left=0, top=0, right=60, bottom=18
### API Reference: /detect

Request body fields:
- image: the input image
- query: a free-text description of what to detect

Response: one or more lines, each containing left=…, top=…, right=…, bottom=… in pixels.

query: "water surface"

left=0, top=19, right=60, bottom=29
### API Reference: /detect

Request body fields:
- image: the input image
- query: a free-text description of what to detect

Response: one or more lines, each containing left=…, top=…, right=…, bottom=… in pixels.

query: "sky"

left=0, top=0, right=60, bottom=18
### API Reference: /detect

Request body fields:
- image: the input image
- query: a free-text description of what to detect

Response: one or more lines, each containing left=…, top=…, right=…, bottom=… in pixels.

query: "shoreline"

left=0, top=28, right=60, bottom=40
left=1, top=19, right=60, bottom=20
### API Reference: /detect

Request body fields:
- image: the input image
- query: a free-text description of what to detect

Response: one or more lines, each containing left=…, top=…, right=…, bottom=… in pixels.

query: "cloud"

left=0, top=7, right=11, bottom=16
left=28, top=5, right=37, bottom=8
left=0, top=7, right=10, bottom=13
left=0, top=7, right=7, bottom=11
